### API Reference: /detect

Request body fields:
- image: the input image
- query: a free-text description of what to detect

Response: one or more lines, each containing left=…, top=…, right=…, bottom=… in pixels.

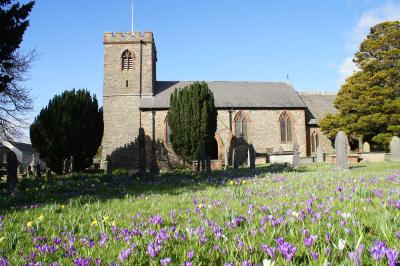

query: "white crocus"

left=263, top=259, right=276, bottom=266
left=338, top=239, right=346, bottom=250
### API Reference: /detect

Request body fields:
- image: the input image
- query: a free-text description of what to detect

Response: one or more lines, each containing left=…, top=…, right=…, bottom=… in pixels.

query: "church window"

left=126, top=80, right=129, bottom=88
left=279, top=111, right=293, bottom=144
left=311, top=131, right=319, bottom=154
left=122, top=50, right=133, bottom=70
left=234, top=111, right=250, bottom=142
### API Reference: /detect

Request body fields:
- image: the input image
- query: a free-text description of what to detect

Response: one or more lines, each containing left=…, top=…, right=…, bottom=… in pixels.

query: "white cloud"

left=338, top=0, right=400, bottom=82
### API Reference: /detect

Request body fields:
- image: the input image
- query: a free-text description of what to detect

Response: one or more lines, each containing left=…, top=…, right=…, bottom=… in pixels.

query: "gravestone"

left=224, top=148, right=228, bottom=170
left=27, top=165, right=32, bottom=177
left=18, top=165, right=24, bottom=176
left=232, top=149, right=238, bottom=169
left=390, top=136, right=400, bottom=162
left=292, top=143, right=300, bottom=168
left=63, top=158, right=70, bottom=175
left=363, top=142, right=370, bottom=153
left=35, top=162, right=41, bottom=178
left=206, top=157, right=212, bottom=177
left=104, top=160, right=112, bottom=175
left=6, top=151, right=18, bottom=191
left=31, top=154, right=38, bottom=177
left=335, top=131, right=349, bottom=170
left=138, top=128, right=146, bottom=175
left=69, top=156, right=74, bottom=173
left=46, top=169, right=52, bottom=178
left=248, top=145, right=256, bottom=176
left=197, top=142, right=206, bottom=172
left=316, top=146, right=325, bottom=163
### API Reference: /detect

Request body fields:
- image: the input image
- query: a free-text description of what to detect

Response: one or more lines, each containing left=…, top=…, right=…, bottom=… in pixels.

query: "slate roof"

left=9, top=141, right=37, bottom=153
left=140, top=81, right=307, bottom=109
left=299, top=92, right=337, bottom=125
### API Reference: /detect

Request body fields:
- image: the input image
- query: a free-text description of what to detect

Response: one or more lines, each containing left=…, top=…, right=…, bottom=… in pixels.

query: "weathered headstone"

left=224, top=148, right=228, bottom=170
left=35, top=162, right=41, bottom=178
left=31, top=154, right=38, bottom=177
left=27, top=165, right=32, bottom=177
left=390, top=136, right=400, bottom=162
left=316, top=146, right=325, bottom=163
left=232, top=148, right=238, bottom=169
left=248, top=145, right=256, bottom=176
left=363, top=142, right=370, bottom=153
left=206, top=157, right=212, bottom=177
left=292, top=143, right=300, bottom=168
left=138, top=128, right=146, bottom=175
left=196, top=142, right=206, bottom=172
left=18, top=164, right=24, bottom=175
left=6, top=151, right=18, bottom=191
left=104, top=160, right=112, bottom=175
left=63, top=158, right=70, bottom=175
left=335, top=131, right=349, bottom=170
left=69, top=156, right=74, bottom=173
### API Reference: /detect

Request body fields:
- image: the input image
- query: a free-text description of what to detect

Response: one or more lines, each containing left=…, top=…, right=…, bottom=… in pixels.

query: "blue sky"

left=17, top=0, right=400, bottom=140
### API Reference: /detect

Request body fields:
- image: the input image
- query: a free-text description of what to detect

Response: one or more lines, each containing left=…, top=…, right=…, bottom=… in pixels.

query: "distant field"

left=0, top=162, right=399, bottom=265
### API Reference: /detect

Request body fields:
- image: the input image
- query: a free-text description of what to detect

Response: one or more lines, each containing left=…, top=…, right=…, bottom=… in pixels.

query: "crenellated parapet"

left=104, top=32, right=154, bottom=44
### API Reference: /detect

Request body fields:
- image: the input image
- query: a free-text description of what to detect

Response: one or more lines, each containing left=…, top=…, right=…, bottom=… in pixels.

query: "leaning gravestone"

left=390, top=136, right=400, bottom=162
left=6, top=151, right=18, bottom=191
left=292, top=143, right=300, bottom=168
left=27, top=165, right=32, bottom=178
left=104, top=160, right=112, bottom=175
left=363, top=142, right=371, bottom=153
left=316, top=146, right=325, bottom=163
left=63, top=158, right=70, bottom=175
left=232, top=149, right=238, bottom=169
left=335, top=131, right=349, bottom=170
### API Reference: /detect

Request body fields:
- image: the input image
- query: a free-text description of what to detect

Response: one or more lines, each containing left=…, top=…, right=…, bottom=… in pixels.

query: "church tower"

left=102, top=32, right=157, bottom=165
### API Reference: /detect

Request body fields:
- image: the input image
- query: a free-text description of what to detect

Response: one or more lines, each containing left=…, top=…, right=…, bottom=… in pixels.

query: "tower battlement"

left=104, top=32, right=154, bottom=44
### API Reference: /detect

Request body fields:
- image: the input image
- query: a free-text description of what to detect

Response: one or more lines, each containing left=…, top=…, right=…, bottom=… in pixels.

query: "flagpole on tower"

left=131, top=0, right=134, bottom=34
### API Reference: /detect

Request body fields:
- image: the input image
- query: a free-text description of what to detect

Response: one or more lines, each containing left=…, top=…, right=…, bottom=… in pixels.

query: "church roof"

left=140, top=81, right=307, bottom=109
left=298, top=92, right=337, bottom=125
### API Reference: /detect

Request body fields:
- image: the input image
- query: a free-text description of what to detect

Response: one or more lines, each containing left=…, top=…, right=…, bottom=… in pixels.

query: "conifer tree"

left=30, top=89, right=103, bottom=173
left=168, top=82, right=217, bottom=163
left=321, top=21, right=400, bottom=148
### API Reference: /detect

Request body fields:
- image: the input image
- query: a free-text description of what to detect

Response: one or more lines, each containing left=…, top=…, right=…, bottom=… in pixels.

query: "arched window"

left=122, top=50, right=133, bottom=70
left=165, top=118, right=173, bottom=144
left=279, top=111, right=293, bottom=144
left=311, top=131, right=319, bottom=154
left=234, top=111, right=250, bottom=142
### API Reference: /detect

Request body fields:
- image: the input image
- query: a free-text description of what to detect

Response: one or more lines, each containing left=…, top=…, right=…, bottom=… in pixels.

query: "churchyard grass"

left=0, top=162, right=399, bottom=265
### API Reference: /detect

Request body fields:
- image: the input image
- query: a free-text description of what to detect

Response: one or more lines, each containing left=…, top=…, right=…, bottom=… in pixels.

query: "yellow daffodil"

left=198, top=204, right=203, bottom=209
left=91, top=219, right=98, bottom=226
left=0, top=237, right=5, bottom=243
left=111, top=221, right=116, bottom=227
left=37, top=215, right=44, bottom=221
left=242, top=180, right=247, bottom=184
left=102, top=216, right=109, bottom=222
left=61, top=205, right=65, bottom=209
left=229, top=180, right=234, bottom=185
left=26, top=221, right=33, bottom=228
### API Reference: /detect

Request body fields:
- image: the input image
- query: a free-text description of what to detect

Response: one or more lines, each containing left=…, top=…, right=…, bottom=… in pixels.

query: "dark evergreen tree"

left=168, top=82, right=217, bottom=163
left=0, top=0, right=36, bottom=139
left=321, top=21, right=400, bottom=148
left=30, top=90, right=103, bottom=173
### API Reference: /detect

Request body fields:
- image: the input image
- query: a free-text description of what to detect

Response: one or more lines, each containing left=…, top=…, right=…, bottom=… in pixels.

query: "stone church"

left=102, top=31, right=337, bottom=169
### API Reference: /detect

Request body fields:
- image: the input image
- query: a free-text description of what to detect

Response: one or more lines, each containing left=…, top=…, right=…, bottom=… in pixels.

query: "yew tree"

left=321, top=21, right=400, bottom=148
left=168, top=82, right=218, bottom=163
left=30, top=89, right=103, bottom=173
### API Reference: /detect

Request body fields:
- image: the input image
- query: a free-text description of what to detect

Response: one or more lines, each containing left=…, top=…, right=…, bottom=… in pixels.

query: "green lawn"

left=0, top=162, right=399, bottom=265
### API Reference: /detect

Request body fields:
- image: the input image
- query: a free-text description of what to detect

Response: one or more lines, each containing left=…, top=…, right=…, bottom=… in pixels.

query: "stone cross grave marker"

left=335, top=131, right=349, bottom=170
left=292, top=143, right=300, bottom=168
left=390, top=136, right=400, bottom=162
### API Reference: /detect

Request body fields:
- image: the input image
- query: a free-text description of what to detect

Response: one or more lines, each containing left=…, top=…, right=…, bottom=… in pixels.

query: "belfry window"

left=122, top=50, right=133, bottom=70
left=311, top=131, right=319, bottom=154
left=234, top=111, right=250, bottom=142
left=279, top=111, right=293, bottom=144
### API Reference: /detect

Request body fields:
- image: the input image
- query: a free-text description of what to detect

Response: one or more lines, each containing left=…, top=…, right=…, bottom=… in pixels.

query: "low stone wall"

left=270, top=152, right=294, bottom=165
left=326, top=154, right=359, bottom=164
left=192, top=160, right=224, bottom=171
left=358, top=152, right=389, bottom=162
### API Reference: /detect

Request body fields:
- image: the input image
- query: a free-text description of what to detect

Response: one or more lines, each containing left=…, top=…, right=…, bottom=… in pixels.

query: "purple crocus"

left=304, top=235, right=317, bottom=248
left=310, top=251, right=319, bottom=261
left=160, top=258, right=172, bottom=266
left=276, top=238, right=297, bottom=262
left=370, top=241, right=386, bottom=261
left=261, top=244, right=276, bottom=259
left=385, top=248, right=399, bottom=266
left=147, top=242, right=161, bottom=258
left=73, top=257, right=91, bottom=266
left=348, top=244, right=363, bottom=266
left=118, top=248, right=133, bottom=261
left=187, top=250, right=194, bottom=260
left=149, top=214, right=163, bottom=225
left=0, top=257, right=8, bottom=266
